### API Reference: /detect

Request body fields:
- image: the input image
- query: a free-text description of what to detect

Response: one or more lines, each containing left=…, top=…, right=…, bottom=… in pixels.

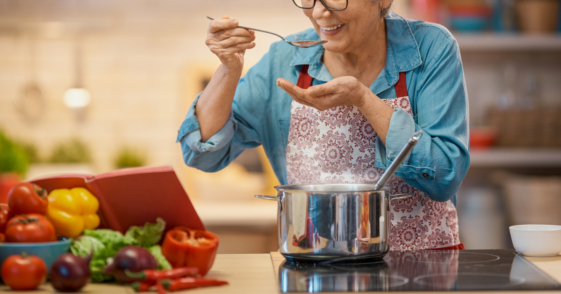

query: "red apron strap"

left=395, top=72, right=408, bottom=97
left=298, top=66, right=407, bottom=97
left=296, top=65, right=313, bottom=89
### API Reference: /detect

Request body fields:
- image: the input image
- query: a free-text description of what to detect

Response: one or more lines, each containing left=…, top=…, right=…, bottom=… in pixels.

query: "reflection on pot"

left=279, top=259, right=405, bottom=292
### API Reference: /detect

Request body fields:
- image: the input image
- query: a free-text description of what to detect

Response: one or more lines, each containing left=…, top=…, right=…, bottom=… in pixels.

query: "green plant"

left=113, top=147, right=147, bottom=169
left=48, top=138, right=92, bottom=164
left=18, top=141, right=40, bottom=163
left=0, top=130, right=29, bottom=176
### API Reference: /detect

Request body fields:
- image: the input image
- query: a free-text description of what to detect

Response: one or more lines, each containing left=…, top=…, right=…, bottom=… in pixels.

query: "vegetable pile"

left=0, top=181, right=226, bottom=293
left=0, top=183, right=102, bottom=244
left=70, top=218, right=170, bottom=283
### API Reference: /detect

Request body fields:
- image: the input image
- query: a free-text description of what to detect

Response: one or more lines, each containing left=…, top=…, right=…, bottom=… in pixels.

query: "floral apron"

left=285, top=65, right=463, bottom=250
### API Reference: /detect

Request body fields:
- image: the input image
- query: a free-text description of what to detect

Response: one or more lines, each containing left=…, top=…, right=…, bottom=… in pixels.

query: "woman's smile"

left=320, top=23, right=345, bottom=36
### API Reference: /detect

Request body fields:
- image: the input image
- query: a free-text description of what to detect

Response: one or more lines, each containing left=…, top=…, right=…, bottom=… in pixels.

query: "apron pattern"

left=285, top=66, right=461, bottom=250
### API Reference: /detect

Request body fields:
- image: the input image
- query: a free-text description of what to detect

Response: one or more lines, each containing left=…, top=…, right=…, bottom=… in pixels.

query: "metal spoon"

left=207, top=16, right=327, bottom=48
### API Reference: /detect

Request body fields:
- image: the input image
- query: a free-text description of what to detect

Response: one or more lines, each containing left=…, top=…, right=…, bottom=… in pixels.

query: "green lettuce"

left=125, top=217, right=166, bottom=248
left=70, top=218, right=170, bottom=283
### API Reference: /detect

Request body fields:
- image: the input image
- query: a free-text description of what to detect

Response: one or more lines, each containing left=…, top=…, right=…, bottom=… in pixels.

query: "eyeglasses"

left=293, top=0, right=348, bottom=11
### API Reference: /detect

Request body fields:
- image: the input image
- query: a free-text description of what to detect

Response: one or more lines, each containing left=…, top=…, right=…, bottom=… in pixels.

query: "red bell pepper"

left=161, top=227, right=219, bottom=276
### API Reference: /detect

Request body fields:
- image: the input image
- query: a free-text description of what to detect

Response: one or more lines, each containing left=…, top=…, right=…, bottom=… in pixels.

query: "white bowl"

left=509, top=225, right=561, bottom=257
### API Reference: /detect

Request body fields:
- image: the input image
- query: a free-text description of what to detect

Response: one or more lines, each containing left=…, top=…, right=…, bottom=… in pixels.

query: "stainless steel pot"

left=255, top=131, right=423, bottom=262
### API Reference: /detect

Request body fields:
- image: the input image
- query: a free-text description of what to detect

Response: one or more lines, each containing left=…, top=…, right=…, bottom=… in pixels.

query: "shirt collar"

left=289, top=12, right=422, bottom=92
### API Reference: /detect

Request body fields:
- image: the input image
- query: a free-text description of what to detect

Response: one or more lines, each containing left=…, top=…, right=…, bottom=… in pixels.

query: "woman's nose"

left=312, top=1, right=332, bottom=19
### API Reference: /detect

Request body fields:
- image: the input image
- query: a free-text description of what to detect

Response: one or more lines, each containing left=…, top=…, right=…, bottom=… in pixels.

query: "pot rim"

left=274, top=183, right=390, bottom=193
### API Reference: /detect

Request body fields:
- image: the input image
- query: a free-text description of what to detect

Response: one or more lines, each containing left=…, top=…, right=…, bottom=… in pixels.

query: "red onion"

left=103, top=246, right=158, bottom=284
left=49, top=253, right=91, bottom=292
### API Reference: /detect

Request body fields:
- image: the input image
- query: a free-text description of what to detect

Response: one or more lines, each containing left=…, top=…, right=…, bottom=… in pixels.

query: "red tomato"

left=0, top=204, right=8, bottom=233
left=1, top=254, right=47, bottom=290
left=0, top=232, right=5, bottom=242
left=0, top=173, right=20, bottom=204
left=7, top=182, right=48, bottom=215
left=5, top=214, right=57, bottom=243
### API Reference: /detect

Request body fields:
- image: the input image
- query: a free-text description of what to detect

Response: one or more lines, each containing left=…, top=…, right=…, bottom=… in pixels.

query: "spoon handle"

left=206, top=16, right=286, bottom=41
left=374, top=131, right=423, bottom=191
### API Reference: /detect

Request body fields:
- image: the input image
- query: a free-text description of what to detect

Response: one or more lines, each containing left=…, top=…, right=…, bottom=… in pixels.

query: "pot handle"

left=254, top=195, right=279, bottom=201
left=389, top=193, right=412, bottom=200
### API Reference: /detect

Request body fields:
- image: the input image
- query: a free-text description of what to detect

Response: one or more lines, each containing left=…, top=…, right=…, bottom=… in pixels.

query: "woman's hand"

left=276, top=76, right=370, bottom=111
left=277, top=75, right=395, bottom=145
left=206, top=16, right=256, bottom=73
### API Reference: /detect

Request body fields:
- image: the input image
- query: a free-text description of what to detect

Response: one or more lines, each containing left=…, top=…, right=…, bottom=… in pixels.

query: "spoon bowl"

left=207, top=16, right=327, bottom=48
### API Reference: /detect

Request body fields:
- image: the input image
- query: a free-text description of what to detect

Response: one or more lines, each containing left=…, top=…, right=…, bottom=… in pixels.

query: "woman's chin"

left=322, top=42, right=347, bottom=53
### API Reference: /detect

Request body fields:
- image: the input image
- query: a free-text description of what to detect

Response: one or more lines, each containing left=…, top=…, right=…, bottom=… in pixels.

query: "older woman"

left=177, top=0, right=469, bottom=250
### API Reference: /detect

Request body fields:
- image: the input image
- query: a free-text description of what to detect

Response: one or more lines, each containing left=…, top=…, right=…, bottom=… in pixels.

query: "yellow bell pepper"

left=47, top=187, right=100, bottom=237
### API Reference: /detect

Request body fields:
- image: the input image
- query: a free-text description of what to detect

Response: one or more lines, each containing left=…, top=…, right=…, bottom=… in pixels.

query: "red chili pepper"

left=129, top=281, right=155, bottom=292
left=161, top=227, right=219, bottom=276
left=159, top=277, right=228, bottom=292
left=156, top=282, right=167, bottom=294
left=125, top=267, right=199, bottom=281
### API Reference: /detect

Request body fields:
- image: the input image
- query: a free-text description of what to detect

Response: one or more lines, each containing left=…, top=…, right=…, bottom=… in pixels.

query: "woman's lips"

left=321, top=24, right=345, bottom=36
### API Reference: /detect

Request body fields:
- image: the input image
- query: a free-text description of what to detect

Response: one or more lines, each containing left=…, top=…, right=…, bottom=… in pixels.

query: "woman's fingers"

left=211, top=35, right=255, bottom=49
left=278, top=78, right=350, bottom=110
left=211, top=42, right=256, bottom=56
left=208, top=18, right=239, bottom=33
left=213, top=28, right=254, bottom=41
left=277, top=78, right=306, bottom=97
left=277, top=78, right=319, bottom=108
left=307, top=83, right=338, bottom=98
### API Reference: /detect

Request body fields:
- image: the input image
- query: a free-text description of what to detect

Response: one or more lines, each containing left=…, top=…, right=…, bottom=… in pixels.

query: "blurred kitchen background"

left=0, top=0, right=560, bottom=253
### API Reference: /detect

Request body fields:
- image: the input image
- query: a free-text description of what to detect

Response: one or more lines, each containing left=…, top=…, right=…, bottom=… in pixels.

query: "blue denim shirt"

left=177, top=12, right=470, bottom=204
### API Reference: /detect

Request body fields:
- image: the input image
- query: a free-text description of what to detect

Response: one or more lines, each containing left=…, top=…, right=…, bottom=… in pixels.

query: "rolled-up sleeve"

left=176, top=93, right=236, bottom=153
left=375, top=31, right=470, bottom=202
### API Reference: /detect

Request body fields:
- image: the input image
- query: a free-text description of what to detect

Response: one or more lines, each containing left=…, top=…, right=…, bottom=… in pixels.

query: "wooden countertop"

left=1, top=252, right=560, bottom=294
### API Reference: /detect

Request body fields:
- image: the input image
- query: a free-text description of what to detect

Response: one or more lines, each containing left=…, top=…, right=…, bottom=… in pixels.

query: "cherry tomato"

left=7, top=182, right=48, bottom=215
left=0, top=232, right=5, bottom=242
left=1, top=254, right=47, bottom=290
left=5, top=214, right=57, bottom=243
left=0, top=204, right=9, bottom=233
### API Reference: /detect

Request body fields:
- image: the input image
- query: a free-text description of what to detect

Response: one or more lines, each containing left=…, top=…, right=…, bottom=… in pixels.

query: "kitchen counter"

left=1, top=252, right=560, bottom=293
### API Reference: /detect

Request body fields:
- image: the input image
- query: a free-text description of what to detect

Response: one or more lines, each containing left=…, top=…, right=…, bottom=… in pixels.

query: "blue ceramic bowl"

left=0, top=239, right=71, bottom=274
left=450, top=16, right=488, bottom=32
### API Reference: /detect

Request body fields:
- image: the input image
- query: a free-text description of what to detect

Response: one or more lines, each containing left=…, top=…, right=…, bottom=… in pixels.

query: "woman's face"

left=303, top=0, right=387, bottom=53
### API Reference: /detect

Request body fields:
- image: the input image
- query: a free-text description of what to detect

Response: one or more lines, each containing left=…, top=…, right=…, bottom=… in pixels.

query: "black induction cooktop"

left=278, top=250, right=561, bottom=292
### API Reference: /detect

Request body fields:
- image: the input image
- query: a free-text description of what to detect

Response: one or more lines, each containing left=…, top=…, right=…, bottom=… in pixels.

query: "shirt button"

left=422, top=172, right=430, bottom=179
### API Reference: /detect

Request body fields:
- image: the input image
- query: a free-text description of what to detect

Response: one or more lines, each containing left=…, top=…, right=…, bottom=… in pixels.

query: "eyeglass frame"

left=292, top=0, right=349, bottom=11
